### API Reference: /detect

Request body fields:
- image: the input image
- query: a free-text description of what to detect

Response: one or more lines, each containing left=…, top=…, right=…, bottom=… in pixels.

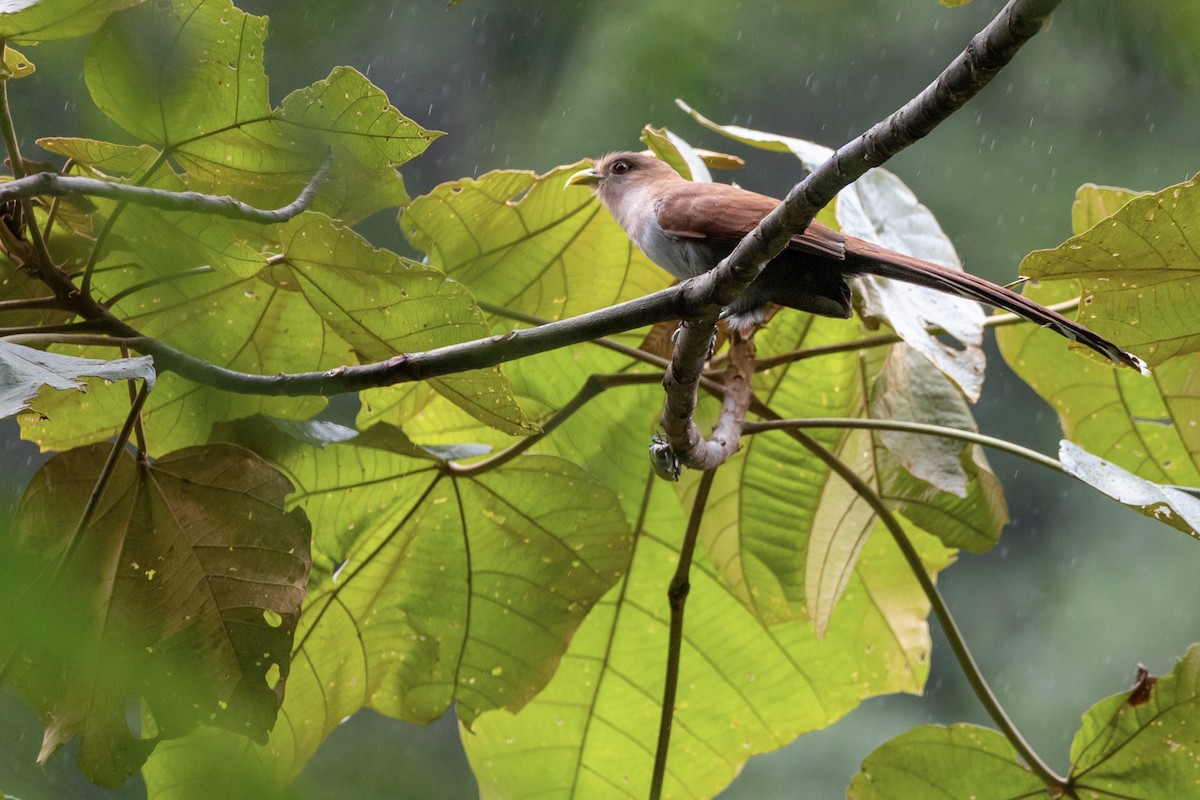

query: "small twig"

left=0, top=333, right=144, bottom=348
left=121, top=345, right=150, bottom=460
left=40, top=157, right=74, bottom=238
left=450, top=372, right=660, bottom=476
left=81, top=149, right=172, bottom=298
left=649, top=467, right=716, bottom=800
left=0, top=321, right=111, bottom=337
left=0, top=295, right=66, bottom=312
left=1, top=154, right=333, bottom=224
left=0, top=65, right=56, bottom=282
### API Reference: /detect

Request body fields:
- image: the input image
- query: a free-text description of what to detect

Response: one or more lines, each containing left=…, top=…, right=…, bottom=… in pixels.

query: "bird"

left=566, top=151, right=1145, bottom=372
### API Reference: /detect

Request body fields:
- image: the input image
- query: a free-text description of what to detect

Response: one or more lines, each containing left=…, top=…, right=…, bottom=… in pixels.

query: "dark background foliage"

left=2, top=2, right=1197, bottom=797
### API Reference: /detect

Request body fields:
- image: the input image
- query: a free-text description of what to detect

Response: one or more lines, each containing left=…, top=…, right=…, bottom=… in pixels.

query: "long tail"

left=845, top=240, right=1147, bottom=374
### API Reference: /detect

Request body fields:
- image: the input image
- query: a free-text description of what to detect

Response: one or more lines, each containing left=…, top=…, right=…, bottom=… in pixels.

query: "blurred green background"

left=2, top=1, right=1198, bottom=798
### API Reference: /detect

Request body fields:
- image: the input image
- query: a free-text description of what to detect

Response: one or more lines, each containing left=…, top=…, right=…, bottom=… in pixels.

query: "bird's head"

left=565, top=151, right=677, bottom=206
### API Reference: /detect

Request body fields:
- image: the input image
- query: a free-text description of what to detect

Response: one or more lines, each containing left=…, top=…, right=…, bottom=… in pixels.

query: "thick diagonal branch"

left=659, top=0, right=1064, bottom=470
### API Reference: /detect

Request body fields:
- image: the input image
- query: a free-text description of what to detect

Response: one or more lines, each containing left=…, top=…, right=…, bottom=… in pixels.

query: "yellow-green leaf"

left=401, top=162, right=668, bottom=330
left=1021, top=176, right=1200, bottom=366
left=0, top=0, right=143, bottom=43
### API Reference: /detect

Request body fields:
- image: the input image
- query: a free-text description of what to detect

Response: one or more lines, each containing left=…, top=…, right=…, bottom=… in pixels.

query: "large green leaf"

left=998, top=271, right=1200, bottom=489
left=0, top=0, right=143, bottom=43
left=693, top=312, right=1003, bottom=634
left=275, top=214, right=534, bottom=435
left=139, top=435, right=631, bottom=797
left=3, top=443, right=310, bottom=787
left=22, top=211, right=531, bottom=451
left=84, top=0, right=435, bottom=222
left=846, top=724, right=1042, bottom=799
left=1020, top=176, right=1200, bottom=367
left=401, top=162, right=668, bottom=329
left=1069, top=644, right=1200, bottom=796
left=462, top=478, right=953, bottom=799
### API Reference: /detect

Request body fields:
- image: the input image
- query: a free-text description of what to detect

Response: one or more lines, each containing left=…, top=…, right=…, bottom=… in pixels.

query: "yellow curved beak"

left=565, top=167, right=601, bottom=188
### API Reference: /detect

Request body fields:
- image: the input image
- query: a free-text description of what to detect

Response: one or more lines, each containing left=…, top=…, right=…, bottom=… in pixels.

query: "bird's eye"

left=610, top=159, right=631, bottom=175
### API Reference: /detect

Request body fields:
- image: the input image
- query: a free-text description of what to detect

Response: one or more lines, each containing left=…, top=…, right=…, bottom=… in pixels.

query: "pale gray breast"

left=631, top=202, right=720, bottom=280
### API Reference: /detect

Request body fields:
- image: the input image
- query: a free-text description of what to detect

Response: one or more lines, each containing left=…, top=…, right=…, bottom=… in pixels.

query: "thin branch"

left=0, top=295, right=66, bottom=312
left=743, top=417, right=1064, bottom=473
left=1, top=154, right=332, bottom=224
left=477, top=300, right=674, bottom=372
left=660, top=0, right=1064, bottom=470
left=0, top=321, right=110, bottom=337
left=88, top=285, right=691, bottom=396
left=0, top=333, right=143, bottom=348
left=450, top=372, right=660, bottom=476
left=0, top=63, right=56, bottom=282
left=754, top=402, right=1069, bottom=792
left=81, top=149, right=172, bottom=298
left=650, top=467, right=716, bottom=800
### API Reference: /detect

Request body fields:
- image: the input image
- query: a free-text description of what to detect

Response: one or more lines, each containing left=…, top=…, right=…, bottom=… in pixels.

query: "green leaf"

left=0, top=340, right=154, bottom=419
left=847, top=724, right=1042, bottom=799
left=38, top=136, right=160, bottom=175
left=1020, top=175, right=1200, bottom=366
left=462, top=483, right=953, bottom=799
left=1069, top=644, right=1200, bottom=797
left=0, top=0, right=143, bottom=43
left=23, top=209, right=532, bottom=450
left=85, top=0, right=435, bottom=222
left=676, top=102, right=989, bottom=399
left=639, top=125, right=713, bottom=182
left=401, top=162, right=668, bottom=329
left=694, top=312, right=1002, bottom=633
left=1059, top=440, right=1200, bottom=540
left=3, top=443, right=311, bottom=787
left=276, top=214, right=535, bottom=435
left=86, top=0, right=271, bottom=147
left=2, top=45, right=34, bottom=77
left=997, top=279, right=1200, bottom=488
left=140, top=440, right=631, bottom=797
left=1072, top=184, right=1145, bottom=233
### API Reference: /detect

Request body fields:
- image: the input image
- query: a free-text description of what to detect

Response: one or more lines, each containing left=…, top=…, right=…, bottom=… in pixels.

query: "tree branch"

left=659, top=0, right=1063, bottom=470
left=0, top=155, right=331, bottom=224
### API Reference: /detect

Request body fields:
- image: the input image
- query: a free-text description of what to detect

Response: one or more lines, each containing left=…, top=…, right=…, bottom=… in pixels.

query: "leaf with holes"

left=3, top=443, right=310, bottom=787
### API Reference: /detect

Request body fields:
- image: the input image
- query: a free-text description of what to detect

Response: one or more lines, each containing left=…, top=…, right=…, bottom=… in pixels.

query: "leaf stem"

left=450, top=372, right=659, bottom=476
left=649, top=467, right=716, bottom=800
left=743, top=416, right=1063, bottom=473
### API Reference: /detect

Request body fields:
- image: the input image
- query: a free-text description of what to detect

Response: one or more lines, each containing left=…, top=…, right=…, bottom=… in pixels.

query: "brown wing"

left=653, top=182, right=848, bottom=262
